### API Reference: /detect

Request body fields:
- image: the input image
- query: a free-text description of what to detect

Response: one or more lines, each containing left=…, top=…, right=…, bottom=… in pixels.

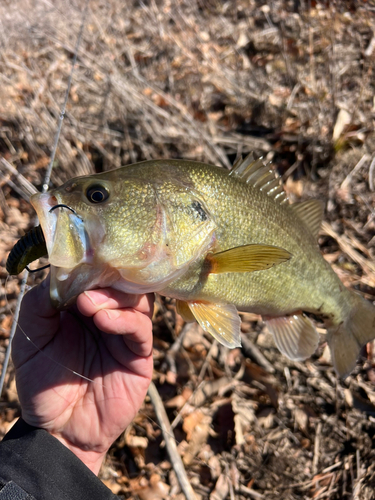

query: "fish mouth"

left=30, top=193, right=90, bottom=269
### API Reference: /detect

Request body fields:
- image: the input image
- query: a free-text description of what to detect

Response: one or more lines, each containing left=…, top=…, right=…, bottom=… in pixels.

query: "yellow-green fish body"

left=13, top=156, right=375, bottom=377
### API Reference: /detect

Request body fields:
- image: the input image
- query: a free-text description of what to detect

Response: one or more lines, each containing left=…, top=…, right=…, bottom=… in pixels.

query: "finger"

left=93, top=307, right=153, bottom=357
left=77, top=288, right=154, bottom=319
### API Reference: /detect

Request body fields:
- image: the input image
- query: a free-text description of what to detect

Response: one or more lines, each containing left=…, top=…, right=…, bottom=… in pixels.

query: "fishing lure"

left=6, top=204, right=79, bottom=275
left=6, top=225, right=47, bottom=275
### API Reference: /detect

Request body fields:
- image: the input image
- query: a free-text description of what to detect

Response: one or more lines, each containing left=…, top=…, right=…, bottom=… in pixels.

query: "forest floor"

left=1, top=1, right=375, bottom=499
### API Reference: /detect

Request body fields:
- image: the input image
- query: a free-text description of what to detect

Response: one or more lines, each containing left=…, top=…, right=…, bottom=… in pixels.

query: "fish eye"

left=86, top=184, right=110, bottom=203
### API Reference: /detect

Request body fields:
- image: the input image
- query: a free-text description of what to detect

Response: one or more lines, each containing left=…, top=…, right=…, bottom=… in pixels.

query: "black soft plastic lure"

left=6, top=225, right=47, bottom=275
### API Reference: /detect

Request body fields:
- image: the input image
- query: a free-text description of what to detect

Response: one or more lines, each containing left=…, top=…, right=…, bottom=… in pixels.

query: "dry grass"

left=1, top=1, right=375, bottom=499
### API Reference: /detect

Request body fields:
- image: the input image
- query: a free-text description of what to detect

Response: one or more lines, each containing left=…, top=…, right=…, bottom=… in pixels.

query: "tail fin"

left=328, top=292, right=375, bottom=378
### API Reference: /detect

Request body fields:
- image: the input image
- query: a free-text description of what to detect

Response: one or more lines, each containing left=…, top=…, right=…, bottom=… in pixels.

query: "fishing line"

left=3, top=263, right=213, bottom=471
left=42, top=0, right=90, bottom=194
left=0, top=275, right=28, bottom=395
left=1, top=0, right=221, bottom=480
left=13, top=319, right=99, bottom=385
left=0, top=0, right=89, bottom=396
left=4, top=287, right=220, bottom=475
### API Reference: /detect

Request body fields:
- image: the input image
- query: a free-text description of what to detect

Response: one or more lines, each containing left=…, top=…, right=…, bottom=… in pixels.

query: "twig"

left=352, top=449, right=364, bottom=500
left=0, top=157, right=38, bottom=200
left=241, top=333, right=275, bottom=373
left=365, top=34, right=375, bottom=57
left=170, top=379, right=206, bottom=431
left=0, top=184, right=9, bottom=218
left=197, top=339, right=218, bottom=382
left=322, top=461, right=342, bottom=474
left=164, top=322, right=191, bottom=375
left=312, top=421, right=322, bottom=475
left=321, top=221, right=375, bottom=275
left=236, top=484, right=265, bottom=499
left=287, top=83, right=301, bottom=110
left=147, top=382, right=198, bottom=500
left=368, top=155, right=375, bottom=191
left=340, top=154, right=370, bottom=191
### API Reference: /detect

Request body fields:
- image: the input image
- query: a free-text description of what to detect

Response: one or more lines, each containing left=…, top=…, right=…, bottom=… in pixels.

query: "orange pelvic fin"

left=180, top=301, right=242, bottom=349
left=176, top=299, right=195, bottom=322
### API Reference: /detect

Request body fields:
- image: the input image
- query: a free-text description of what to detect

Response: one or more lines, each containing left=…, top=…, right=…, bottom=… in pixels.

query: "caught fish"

left=7, top=155, right=375, bottom=377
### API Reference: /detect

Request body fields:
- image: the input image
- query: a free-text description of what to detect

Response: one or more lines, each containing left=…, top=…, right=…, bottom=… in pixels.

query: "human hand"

left=11, top=275, right=154, bottom=474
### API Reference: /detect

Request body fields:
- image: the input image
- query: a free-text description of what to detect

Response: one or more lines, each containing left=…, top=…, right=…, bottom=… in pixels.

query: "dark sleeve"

left=0, top=418, right=119, bottom=500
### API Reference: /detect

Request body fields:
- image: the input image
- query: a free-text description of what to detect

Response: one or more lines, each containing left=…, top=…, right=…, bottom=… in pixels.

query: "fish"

left=7, top=155, right=375, bottom=377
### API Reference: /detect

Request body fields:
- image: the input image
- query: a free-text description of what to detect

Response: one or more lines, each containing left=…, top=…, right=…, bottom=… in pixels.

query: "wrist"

left=49, top=432, right=107, bottom=475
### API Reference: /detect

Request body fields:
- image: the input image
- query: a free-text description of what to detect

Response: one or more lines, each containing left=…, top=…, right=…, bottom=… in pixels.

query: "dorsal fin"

left=290, top=200, right=324, bottom=239
left=229, top=153, right=288, bottom=205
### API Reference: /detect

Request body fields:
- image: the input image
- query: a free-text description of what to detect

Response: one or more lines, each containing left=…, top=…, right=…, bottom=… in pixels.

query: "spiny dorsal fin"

left=290, top=200, right=324, bottom=239
left=229, top=153, right=288, bottom=205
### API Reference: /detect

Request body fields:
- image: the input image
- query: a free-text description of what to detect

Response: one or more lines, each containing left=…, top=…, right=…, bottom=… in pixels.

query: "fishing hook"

left=49, top=203, right=78, bottom=214
left=26, top=264, right=50, bottom=273
left=49, top=203, right=84, bottom=221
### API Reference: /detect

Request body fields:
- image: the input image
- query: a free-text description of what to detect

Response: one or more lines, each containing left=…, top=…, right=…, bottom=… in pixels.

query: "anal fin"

left=184, top=301, right=242, bottom=349
left=264, top=313, right=319, bottom=361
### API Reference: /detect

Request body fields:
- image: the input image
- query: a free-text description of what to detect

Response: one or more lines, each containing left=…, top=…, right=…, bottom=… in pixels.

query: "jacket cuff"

left=0, top=418, right=119, bottom=500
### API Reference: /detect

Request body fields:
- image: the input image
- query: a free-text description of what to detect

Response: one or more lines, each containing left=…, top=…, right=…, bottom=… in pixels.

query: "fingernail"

left=83, top=290, right=110, bottom=307
left=104, top=309, right=120, bottom=320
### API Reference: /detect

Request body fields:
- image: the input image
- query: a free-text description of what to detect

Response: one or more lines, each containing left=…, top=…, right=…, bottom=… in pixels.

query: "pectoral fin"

left=264, top=313, right=319, bottom=361
left=207, top=244, right=292, bottom=274
left=185, top=301, right=242, bottom=349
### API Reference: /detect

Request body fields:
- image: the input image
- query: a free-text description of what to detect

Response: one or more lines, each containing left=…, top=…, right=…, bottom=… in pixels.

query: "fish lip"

left=30, top=192, right=90, bottom=269
left=30, top=192, right=58, bottom=258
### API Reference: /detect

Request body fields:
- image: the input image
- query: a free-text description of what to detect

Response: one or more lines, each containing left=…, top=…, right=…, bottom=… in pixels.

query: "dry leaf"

left=191, top=377, right=232, bottom=407
left=232, top=392, right=257, bottom=445
left=101, top=479, right=122, bottom=495
left=165, top=387, right=193, bottom=408
left=333, top=108, right=351, bottom=141
left=182, top=410, right=212, bottom=465
left=210, top=474, right=229, bottom=500
left=294, top=407, right=309, bottom=434
left=208, top=455, right=222, bottom=480
left=133, top=474, right=170, bottom=500
left=125, top=434, right=148, bottom=448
